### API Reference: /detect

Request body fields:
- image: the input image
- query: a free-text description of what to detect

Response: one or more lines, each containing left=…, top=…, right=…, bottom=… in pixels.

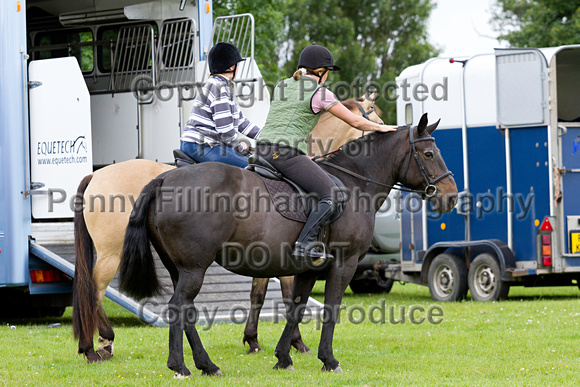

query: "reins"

left=314, top=127, right=453, bottom=199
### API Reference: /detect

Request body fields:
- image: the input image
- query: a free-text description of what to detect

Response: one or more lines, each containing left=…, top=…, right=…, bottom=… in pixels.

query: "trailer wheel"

left=427, top=254, right=468, bottom=302
left=349, top=278, right=394, bottom=294
left=468, top=253, right=510, bottom=301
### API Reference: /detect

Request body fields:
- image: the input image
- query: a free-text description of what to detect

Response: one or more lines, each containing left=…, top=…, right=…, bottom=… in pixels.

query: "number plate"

left=571, top=232, right=580, bottom=253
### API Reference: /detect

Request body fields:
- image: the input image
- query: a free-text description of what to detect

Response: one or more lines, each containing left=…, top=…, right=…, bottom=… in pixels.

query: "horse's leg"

left=273, top=271, right=319, bottom=370
left=95, top=303, right=115, bottom=360
left=243, top=277, right=269, bottom=354
left=92, top=255, right=118, bottom=361
left=279, top=276, right=311, bottom=354
left=168, top=268, right=220, bottom=378
left=317, top=257, right=358, bottom=372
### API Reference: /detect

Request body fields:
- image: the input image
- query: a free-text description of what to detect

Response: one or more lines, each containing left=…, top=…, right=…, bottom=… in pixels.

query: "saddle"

left=245, top=154, right=346, bottom=223
left=173, top=149, right=198, bottom=167
left=172, top=149, right=346, bottom=223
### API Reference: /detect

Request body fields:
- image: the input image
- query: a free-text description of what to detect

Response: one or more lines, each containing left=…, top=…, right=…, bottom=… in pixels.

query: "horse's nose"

left=447, top=192, right=458, bottom=209
left=431, top=192, right=458, bottom=213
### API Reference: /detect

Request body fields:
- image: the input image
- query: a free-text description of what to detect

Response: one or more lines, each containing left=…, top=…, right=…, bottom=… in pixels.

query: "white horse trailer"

left=384, top=46, right=580, bottom=301
left=0, top=0, right=271, bottom=318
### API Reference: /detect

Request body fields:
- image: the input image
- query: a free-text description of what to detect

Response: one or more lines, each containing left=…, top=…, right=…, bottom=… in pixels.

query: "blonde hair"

left=293, top=67, right=327, bottom=81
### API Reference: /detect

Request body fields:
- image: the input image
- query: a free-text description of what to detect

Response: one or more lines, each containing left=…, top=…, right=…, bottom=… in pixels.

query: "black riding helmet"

left=297, top=44, right=340, bottom=84
left=208, top=42, right=243, bottom=76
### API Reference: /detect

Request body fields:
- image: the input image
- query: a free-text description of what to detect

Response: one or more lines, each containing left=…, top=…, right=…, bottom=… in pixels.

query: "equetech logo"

left=36, top=136, right=89, bottom=166
left=273, top=151, right=280, bottom=160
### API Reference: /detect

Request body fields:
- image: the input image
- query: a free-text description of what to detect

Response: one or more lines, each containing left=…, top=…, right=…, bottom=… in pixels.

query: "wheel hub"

left=437, top=267, right=454, bottom=294
left=476, top=266, right=495, bottom=294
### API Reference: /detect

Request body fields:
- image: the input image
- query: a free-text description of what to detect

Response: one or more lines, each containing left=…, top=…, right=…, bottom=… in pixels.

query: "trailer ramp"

left=30, top=223, right=323, bottom=327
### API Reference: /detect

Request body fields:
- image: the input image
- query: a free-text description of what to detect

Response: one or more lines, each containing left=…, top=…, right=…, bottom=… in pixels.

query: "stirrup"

left=292, top=242, right=334, bottom=267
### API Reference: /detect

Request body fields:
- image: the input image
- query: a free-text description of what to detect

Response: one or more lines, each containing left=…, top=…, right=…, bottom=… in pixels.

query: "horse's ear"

left=417, top=113, right=428, bottom=135
left=426, top=118, right=441, bottom=135
left=365, top=90, right=378, bottom=102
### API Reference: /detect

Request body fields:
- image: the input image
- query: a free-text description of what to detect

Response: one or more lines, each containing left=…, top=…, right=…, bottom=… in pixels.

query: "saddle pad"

left=259, top=176, right=308, bottom=223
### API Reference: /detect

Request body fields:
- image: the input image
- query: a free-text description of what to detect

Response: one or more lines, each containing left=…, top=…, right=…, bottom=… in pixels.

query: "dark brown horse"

left=72, top=96, right=381, bottom=362
left=119, top=113, right=457, bottom=377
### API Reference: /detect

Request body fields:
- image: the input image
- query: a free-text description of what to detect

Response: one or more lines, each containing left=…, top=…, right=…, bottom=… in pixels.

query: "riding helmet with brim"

left=208, top=42, right=243, bottom=75
left=298, top=44, right=341, bottom=71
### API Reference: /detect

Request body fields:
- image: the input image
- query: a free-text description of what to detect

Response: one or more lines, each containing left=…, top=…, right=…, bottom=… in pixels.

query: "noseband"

left=400, top=126, right=453, bottom=198
left=353, top=101, right=375, bottom=121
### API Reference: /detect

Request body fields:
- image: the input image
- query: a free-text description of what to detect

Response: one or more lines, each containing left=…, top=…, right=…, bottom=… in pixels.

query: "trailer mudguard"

left=420, top=239, right=516, bottom=284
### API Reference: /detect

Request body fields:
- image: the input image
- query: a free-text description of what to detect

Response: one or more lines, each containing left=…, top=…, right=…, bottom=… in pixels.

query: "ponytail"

left=293, top=67, right=327, bottom=82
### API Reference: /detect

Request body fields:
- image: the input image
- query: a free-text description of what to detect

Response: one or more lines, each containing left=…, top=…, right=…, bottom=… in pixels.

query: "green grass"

left=1, top=283, right=580, bottom=386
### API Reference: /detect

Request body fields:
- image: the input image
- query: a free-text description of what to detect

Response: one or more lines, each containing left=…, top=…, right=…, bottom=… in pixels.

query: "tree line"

left=215, top=0, right=580, bottom=123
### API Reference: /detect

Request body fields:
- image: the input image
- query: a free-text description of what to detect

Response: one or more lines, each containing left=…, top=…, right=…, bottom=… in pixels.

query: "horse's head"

left=399, top=113, right=458, bottom=213
left=343, top=93, right=383, bottom=124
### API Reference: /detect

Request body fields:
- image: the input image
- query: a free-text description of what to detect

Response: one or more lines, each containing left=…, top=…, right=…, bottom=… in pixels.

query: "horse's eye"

left=424, top=151, right=434, bottom=159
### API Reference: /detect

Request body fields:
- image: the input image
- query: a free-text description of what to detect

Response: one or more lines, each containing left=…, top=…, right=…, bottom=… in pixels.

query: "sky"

left=428, top=0, right=507, bottom=58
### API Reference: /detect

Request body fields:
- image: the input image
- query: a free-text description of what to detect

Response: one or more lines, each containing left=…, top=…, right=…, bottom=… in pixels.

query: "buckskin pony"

left=72, top=95, right=382, bottom=362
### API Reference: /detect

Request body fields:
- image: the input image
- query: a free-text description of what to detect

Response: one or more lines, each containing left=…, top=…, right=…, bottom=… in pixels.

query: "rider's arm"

left=328, top=102, right=397, bottom=133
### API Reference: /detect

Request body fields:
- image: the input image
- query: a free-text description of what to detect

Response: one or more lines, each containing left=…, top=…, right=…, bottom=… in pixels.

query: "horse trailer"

left=381, top=46, right=580, bottom=301
left=0, top=0, right=274, bottom=319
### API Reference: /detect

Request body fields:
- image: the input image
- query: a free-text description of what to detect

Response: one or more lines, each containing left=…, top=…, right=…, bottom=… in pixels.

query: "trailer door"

left=29, top=57, right=93, bottom=219
left=495, top=48, right=549, bottom=127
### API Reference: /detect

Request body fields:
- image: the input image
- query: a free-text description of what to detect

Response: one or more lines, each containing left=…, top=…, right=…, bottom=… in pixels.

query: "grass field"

left=1, top=282, right=580, bottom=386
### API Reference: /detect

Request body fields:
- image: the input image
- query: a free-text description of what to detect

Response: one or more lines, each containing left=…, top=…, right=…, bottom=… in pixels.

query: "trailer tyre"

left=427, top=254, right=468, bottom=302
left=349, top=278, right=394, bottom=294
left=468, top=253, right=510, bottom=301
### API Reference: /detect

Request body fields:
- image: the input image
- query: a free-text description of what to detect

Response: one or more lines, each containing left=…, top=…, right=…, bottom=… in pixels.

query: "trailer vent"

left=156, top=18, right=198, bottom=85
left=109, top=24, right=155, bottom=93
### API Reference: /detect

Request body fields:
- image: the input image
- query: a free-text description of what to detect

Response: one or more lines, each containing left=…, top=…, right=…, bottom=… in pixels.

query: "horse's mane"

left=320, top=97, right=383, bottom=117
left=319, top=126, right=408, bottom=163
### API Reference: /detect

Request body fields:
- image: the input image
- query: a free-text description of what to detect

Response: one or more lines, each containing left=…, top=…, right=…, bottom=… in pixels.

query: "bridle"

left=399, top=125, right=453, bottom=198
left=353, top=101, right=375, bottom=121
left=315, top=126, right=453, bottom=199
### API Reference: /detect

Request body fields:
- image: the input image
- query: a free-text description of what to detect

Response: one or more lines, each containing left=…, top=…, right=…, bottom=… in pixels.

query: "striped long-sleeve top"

left=181, top=75, right=261, bottom=146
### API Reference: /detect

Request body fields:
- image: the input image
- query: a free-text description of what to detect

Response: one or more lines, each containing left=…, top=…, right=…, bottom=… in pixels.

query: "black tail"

left=119, top=176, right=164, bottom=300
left=72, top=174, right=97, bottom=343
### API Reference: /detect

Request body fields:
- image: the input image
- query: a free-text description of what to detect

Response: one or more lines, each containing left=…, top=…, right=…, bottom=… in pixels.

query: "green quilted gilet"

left=259, top=76, right=322, bottom=154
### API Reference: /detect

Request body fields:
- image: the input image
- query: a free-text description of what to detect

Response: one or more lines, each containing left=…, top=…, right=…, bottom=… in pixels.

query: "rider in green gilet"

left=257, top=44, right=397, bottom=264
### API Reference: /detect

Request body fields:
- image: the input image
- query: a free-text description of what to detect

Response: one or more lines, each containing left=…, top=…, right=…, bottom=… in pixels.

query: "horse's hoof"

left=96, top=346, right=113, bottom=361
left=273, top=363, right=294, bottom=371
left=321, top=364, right=342, bottom=373
left=247, top=346, right=263, bottom=354
left=174, top=372, right=192, bottom=379
left=295, top=346, right=312, bottom=355
left=85, top=353, right=102, bottom=364
left=201, top=368, right=223, bottom=377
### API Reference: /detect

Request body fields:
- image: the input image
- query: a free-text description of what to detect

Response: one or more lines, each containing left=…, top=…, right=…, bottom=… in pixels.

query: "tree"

left=492, top=0, right=580, bottom=47
left=282, top=0, right=439, bottom=123
left=213, top=0, right=439, bottom=123
left=213, top=0, right=286, bottom=83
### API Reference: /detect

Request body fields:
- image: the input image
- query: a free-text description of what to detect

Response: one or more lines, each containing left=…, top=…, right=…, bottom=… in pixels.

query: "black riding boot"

left=292, top=200, right=335, bottom=265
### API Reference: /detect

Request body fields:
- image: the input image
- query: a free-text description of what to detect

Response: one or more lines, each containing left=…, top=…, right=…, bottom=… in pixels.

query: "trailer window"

left=405, top=103, right=413, bottom=125
left=34, top=29, right=94, bottom=72
left=97, top=27, right=118, bottom=73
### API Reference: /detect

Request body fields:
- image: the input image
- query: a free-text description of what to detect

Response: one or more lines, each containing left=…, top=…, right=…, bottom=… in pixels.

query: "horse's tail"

left=72, top=174, right=97, bottom=343
left=119, top=176, right=164, bottom=300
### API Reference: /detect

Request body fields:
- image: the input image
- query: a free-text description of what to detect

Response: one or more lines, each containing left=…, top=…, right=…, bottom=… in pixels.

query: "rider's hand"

left=235, top=141, right=252, bottom=156
left=376, top=124, right=398, bottom=132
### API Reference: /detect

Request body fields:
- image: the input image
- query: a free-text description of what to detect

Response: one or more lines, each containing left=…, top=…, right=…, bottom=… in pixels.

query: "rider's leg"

left=180, top=141, right=248, bottom=168
left=270, top=153, right=337, bottom=263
